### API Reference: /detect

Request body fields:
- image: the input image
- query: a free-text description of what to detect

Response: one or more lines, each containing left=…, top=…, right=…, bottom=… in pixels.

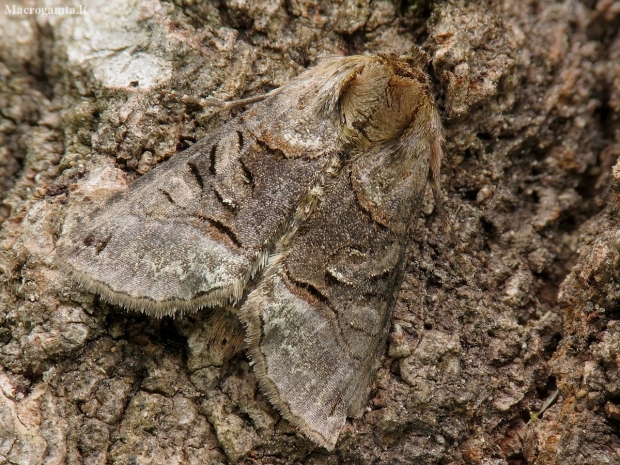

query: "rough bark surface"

left=0, top=0, right=619, bottom=464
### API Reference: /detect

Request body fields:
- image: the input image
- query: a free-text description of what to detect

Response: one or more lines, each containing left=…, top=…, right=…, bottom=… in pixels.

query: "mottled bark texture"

left=0, top=0, right=618, bottom=464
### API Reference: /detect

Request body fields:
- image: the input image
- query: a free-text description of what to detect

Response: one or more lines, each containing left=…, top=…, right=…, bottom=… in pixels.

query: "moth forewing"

left=240, top=54, right=443, bottom=449
left=56, top=50, right=444, bottom=449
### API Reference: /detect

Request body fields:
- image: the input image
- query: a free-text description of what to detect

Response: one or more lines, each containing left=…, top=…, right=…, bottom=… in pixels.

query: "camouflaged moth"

left=56, top=47, right=444, bottom=450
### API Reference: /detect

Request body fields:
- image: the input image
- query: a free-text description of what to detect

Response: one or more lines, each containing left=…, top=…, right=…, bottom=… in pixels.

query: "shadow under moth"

left=56, top=48, right=444, bottom=450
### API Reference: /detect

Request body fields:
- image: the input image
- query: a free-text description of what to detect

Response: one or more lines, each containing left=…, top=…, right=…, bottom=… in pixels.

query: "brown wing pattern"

left=56, top=51, right=444, bottom=448
left=241, top=91, right=440, bottom=447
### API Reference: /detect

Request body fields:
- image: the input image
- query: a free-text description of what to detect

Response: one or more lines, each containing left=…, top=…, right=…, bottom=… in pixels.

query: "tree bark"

left=1, top=0, right=619, bottom=463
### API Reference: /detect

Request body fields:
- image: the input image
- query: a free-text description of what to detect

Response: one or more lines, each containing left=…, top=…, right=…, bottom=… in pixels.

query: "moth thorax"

left=340, top=62, right=429, bottom=149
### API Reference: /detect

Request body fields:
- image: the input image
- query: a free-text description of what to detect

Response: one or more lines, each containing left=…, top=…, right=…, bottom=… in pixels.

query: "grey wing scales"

left=55, top=52, right=444, bottom=450
left=56, top=124, right=329, bottom=316
left=240, top=143, right=430, bottom=449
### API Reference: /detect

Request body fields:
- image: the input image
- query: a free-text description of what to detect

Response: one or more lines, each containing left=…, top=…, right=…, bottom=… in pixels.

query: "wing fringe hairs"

left=56, top=48, right=444, bottom=450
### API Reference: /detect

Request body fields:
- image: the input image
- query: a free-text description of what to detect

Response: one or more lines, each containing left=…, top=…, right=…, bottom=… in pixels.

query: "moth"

left=56, top=48, right=444, bottom=450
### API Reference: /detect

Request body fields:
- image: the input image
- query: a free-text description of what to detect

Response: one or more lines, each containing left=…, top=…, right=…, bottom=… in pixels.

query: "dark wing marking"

left=55, top=57, right=372, bottom=316
left=241, top=132, right=435, bottom=448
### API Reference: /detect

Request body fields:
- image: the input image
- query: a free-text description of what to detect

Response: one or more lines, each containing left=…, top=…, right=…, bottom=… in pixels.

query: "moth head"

left=338, top=54, right=437, bottom=151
